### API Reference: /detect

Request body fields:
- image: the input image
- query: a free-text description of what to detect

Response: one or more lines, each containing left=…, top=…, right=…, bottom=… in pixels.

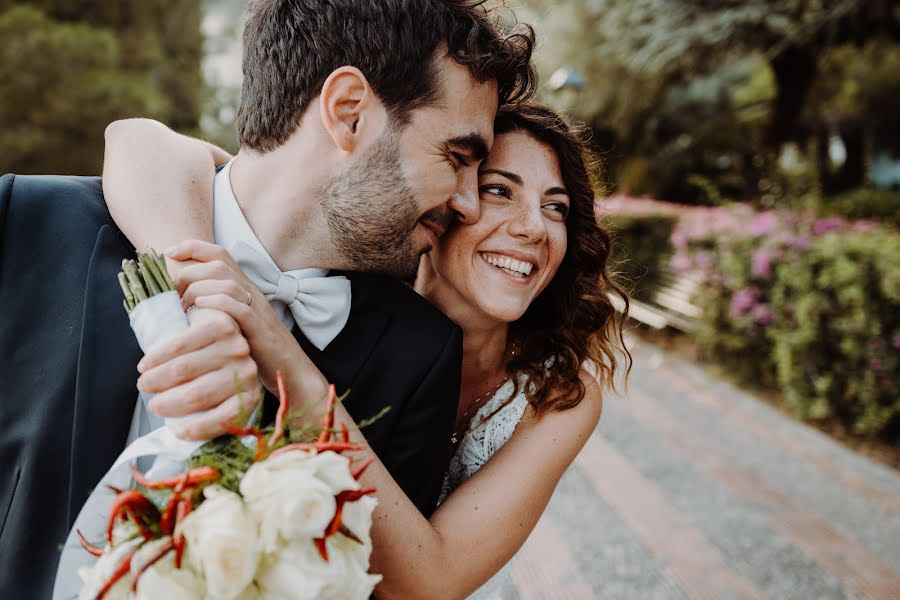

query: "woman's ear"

left=319, top=66, right=380, bottom=152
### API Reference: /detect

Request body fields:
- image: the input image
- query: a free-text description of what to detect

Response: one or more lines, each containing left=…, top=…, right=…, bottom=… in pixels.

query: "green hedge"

left=605, top=214, right=678, bottom=302
left=770, top=230, right=900, bottom=435
left=820, top=188, right=900, bottom=227
left=672, top=207, right=900, bottom=438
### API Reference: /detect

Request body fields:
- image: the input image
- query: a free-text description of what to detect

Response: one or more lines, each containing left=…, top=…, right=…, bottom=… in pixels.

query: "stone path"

left=500, top=336, right=900, bottom=599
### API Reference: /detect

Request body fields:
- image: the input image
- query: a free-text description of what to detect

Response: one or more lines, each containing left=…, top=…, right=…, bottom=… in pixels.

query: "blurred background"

left=2, top=2, right=899, bottom=596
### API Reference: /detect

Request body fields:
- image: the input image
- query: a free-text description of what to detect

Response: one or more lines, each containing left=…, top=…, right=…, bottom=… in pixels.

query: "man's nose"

left=447, top=169, right=480, bottom=224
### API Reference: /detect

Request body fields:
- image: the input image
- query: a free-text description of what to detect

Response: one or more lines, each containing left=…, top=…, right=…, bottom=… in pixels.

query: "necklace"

left=450, top=377, right=509, bottom=446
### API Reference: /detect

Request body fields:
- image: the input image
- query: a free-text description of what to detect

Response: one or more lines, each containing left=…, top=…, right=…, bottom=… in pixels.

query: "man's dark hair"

left=237, top=0, right=536, bottom=152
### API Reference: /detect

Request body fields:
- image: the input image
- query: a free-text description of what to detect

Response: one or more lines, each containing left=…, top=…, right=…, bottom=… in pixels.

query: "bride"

left=102, top=102, right=630, bottom=598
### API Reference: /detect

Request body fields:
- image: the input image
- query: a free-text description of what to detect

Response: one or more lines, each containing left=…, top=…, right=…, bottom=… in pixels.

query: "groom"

left=0, top=0, right=533, bottom=597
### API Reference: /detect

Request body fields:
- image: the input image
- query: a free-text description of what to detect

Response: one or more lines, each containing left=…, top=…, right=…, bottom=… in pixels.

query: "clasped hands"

left=135, top=240, right=310, bottom=440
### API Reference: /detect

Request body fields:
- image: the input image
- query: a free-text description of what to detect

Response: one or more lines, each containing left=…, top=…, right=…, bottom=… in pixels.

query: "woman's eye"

left=544, top=202, right=569, bottom=218
left=480, top=184, right=510, bottom=198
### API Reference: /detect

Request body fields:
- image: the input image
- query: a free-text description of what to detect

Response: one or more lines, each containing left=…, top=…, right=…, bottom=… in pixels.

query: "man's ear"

left=319, top=66, right=380, bottom=152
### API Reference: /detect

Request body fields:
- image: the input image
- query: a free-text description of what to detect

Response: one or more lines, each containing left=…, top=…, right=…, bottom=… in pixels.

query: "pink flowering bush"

left=671, top=206, right=899, bottom=437
left=770, top=231, right=900, bottom=436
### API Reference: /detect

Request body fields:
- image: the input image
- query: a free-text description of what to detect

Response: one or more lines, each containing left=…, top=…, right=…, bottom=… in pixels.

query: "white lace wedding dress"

left=439, top=376, right=529, bottom=600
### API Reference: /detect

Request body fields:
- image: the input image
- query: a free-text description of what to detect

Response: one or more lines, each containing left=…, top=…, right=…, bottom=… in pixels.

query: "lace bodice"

left=440, top=376, right=529, bottom=501
left=437, top=376, right=528, bottom=599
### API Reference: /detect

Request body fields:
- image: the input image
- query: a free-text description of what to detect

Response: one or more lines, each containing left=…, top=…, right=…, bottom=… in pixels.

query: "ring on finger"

left=244, top=290, right=252, bottom=306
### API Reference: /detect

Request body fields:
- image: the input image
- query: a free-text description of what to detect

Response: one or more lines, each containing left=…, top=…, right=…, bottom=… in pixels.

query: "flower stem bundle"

left=118, top=250, right=176, bottom=313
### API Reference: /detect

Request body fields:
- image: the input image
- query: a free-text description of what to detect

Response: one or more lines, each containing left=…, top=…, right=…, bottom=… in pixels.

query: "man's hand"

left=136, top=307, right=261, bottom=440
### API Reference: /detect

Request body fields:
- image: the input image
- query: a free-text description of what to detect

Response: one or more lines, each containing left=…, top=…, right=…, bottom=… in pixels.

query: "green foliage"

left=605, top=213, right=678, bottom=302
left=0, top=2, right=203, bottom=175
left=672, top=206, right=900, bottom=437
left=524, top=0, right=900, bottom=203
left=819, top=188, right=900, bottom=227
left=806, top=38, right=900, bottom=153
left=770, top=231, right=900, bottom=436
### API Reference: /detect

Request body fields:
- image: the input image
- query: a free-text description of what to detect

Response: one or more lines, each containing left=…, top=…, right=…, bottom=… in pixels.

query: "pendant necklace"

left=450, top=377, right=509, bottom=446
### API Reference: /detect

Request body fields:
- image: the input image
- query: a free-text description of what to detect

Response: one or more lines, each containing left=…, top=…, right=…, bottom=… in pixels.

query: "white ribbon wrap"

left=53, top=292, right=207, bottom=598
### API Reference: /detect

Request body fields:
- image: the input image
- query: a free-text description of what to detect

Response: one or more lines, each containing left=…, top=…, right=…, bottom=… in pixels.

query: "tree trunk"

left=765, top=45, right=817, bottom=148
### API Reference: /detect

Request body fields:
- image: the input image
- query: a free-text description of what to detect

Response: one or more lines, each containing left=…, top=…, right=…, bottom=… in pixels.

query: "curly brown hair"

left=497, top=103, right=631, bottom=416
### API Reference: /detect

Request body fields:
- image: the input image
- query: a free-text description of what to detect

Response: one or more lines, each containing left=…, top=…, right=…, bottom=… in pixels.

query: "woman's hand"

left=164, top=240, right=292, bottom=389
left=166, top=240, right=330, bottom=407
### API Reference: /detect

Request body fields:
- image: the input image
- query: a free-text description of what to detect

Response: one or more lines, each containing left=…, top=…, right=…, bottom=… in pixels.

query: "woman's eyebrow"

left=545, top=186, right=569, bottom=197
left=480, top=168, right=522, bottom=185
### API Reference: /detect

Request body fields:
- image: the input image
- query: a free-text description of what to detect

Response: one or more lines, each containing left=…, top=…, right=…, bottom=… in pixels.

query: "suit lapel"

left=67, top=225, right=142, bottom=524
left=292, top=274, right=390, bottom=398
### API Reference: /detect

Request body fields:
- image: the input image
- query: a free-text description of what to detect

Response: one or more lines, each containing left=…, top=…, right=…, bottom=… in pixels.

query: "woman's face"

left=427, top=131, right=570, bottom=324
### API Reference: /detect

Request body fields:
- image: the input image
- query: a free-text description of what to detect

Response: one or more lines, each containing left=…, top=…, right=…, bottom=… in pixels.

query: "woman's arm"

left=152, top=243, right=602, bottom=596
left=358, top=370, right=603, bottom=600
left=102, top=118, right=229, bottom=255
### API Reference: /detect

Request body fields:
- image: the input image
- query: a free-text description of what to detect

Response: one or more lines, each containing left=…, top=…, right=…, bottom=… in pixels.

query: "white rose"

left=130, top=536, right=204, bottom=600
left=255, top=538, right=382, bottom=600
left=178, top=485, right=260, bottom=600
left=240, top=452, right=350, bottom=551
left=333, top=495, right=378, bottom=566
left=306, top=450, right=361, bottom=494
left=77, top=537, right=141, bottom=600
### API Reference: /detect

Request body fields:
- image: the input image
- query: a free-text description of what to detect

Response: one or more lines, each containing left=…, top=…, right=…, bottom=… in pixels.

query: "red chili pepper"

left=131, top=464, right=218, bottom=490
left=173, top=496, right=192, bottom=568
left=319, top=486, right=377, bottom=547
left=121, top=505, right=153, bottom=541
left=222, top=422, right=261, bottom=437
left=338, top=487, right=376, bottom=503
left=325, top=500, right=346, bottom=539
left=172, top=472, right=189, bottom=494
left=268, top=371, right=289, bottom=449
left=269, top=441, right=365, bottom=458
left=314, top=537, right=329, bottom=562
left=340, top=421, right=350, bottom=444
left=317, top=384, right=337, bottom=444
left=131, top=538, right=175, bottom=592
left=351, top=457, right=375, bottom=480
left=338, top=523, right=363, bottom=544
left=160, top=489, right=185, bottom=536
left=94, top=546, right=138, bottom=600
left=106, top=490, right=152, bottom=543
left=77, top=529, right=103, bottom=557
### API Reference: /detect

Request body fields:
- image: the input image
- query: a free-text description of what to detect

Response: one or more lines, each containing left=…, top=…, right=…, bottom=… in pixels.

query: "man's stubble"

left=320, top=128, right=427, bottom=280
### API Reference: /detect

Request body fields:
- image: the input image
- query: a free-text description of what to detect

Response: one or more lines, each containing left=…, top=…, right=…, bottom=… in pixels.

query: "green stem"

left=122, top=261, right=149, bottom=303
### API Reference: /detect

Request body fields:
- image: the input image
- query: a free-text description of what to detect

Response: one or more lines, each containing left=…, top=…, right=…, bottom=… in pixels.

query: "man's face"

left=320, top=55, right=498, bottom=280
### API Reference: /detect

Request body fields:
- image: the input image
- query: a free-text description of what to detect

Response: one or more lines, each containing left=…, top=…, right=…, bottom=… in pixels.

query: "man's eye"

left=452, top=152, right=469, bottom=168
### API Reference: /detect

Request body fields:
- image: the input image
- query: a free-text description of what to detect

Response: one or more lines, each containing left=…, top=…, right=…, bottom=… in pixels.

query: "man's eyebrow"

left=480, top=168, right=523, bottom=186
left=447, top=133, right=490, bottom=162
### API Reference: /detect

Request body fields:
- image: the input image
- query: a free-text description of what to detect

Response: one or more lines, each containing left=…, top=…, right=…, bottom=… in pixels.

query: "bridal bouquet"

left=74, top=252, right=381, bottom=599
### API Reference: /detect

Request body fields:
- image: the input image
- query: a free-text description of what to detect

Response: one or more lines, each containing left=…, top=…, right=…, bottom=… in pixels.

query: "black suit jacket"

left=0, top=174, right=461, bottom=598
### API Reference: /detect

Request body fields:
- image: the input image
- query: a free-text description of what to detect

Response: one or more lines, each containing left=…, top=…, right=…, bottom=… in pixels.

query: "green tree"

left=0, top=1, right=203, bottom=175
left=523, top=0, right=899, bottom=202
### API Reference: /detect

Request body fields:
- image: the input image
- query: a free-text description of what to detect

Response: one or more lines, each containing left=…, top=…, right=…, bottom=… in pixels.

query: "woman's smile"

left=477, top=251, right=537, bottom=281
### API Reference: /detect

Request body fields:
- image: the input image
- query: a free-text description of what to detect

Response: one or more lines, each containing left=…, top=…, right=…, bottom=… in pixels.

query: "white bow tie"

left=230, top=241, right=352, bottom=350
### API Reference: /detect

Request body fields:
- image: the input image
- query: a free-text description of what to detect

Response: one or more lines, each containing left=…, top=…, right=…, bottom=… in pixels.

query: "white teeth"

left=479, top=253, right=535, bottom=277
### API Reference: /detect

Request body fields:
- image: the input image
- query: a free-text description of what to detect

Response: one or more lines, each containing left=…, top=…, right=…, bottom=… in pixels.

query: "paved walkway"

left=500, top=336, right=900, bottom=599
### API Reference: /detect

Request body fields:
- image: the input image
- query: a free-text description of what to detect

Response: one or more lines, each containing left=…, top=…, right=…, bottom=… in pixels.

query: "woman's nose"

left=509, top=202, right=547, bottom=242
